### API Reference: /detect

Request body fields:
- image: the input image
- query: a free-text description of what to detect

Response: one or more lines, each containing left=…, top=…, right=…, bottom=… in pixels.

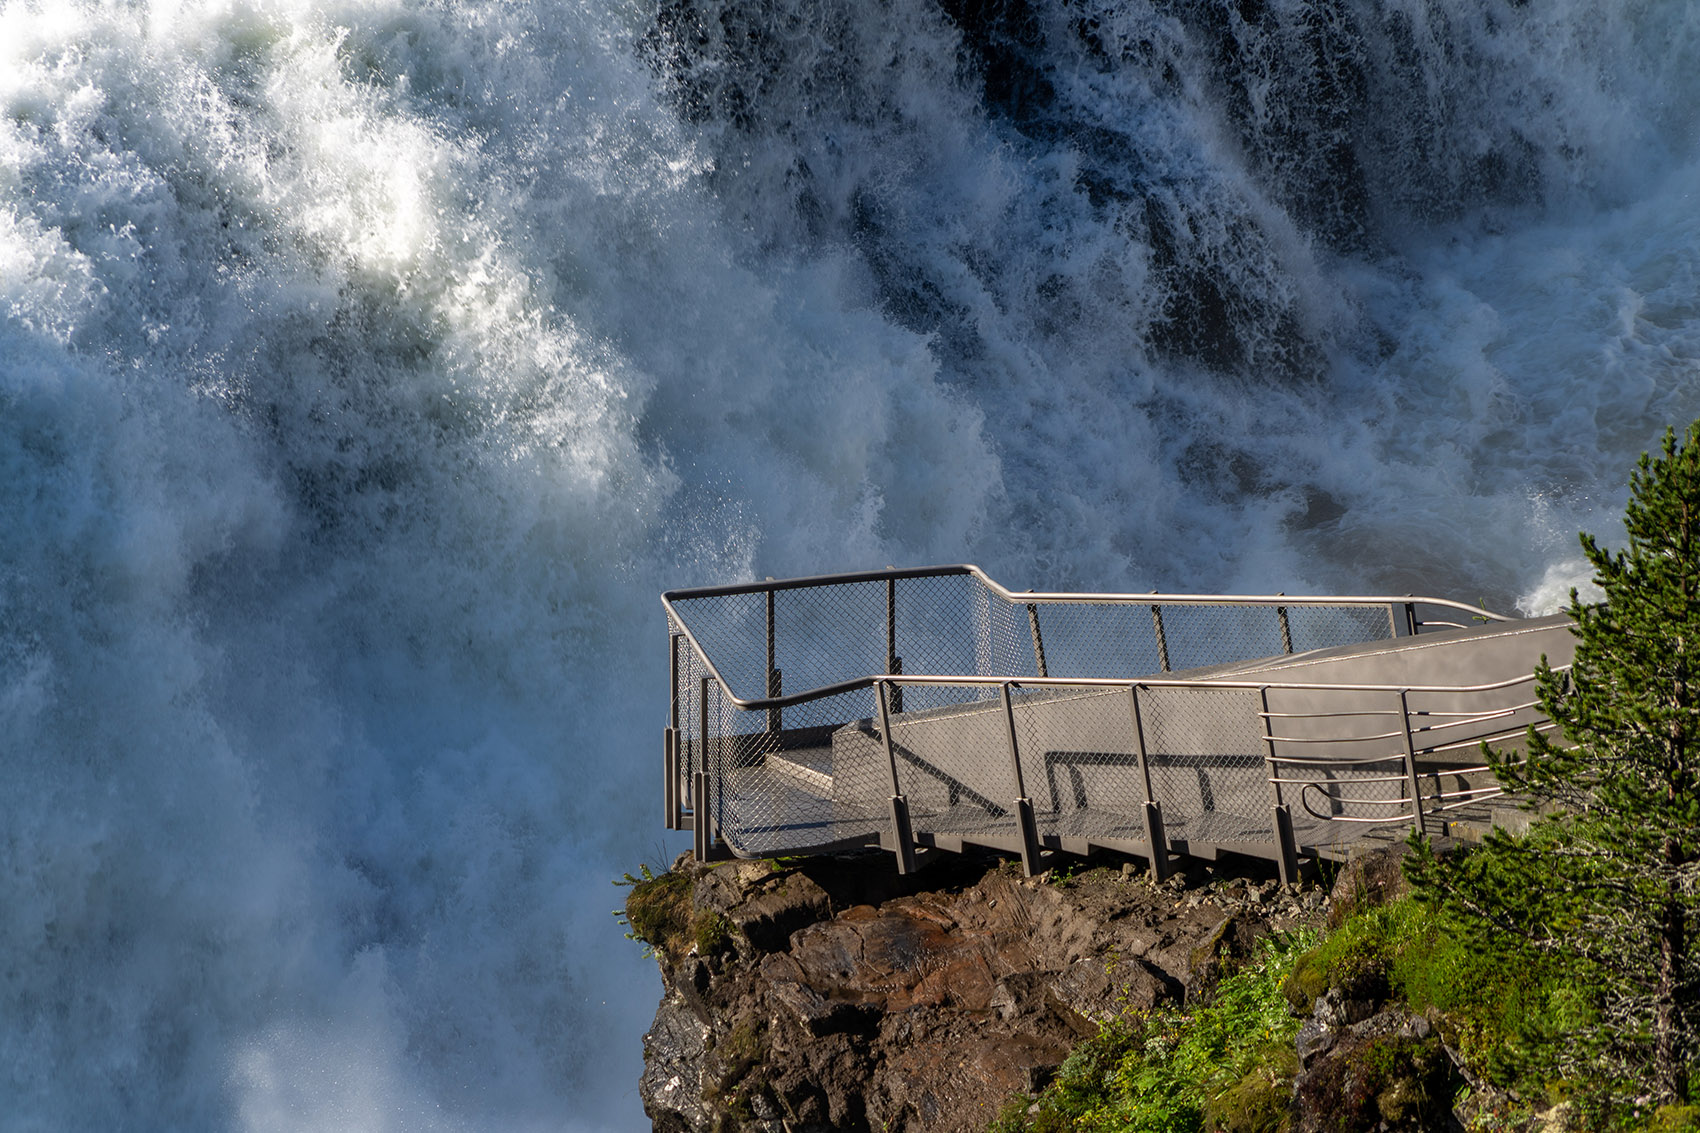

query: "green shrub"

left=1279, top=882, right=1592, bottom=1103
left=991, top=887, right=1611, bottom=1133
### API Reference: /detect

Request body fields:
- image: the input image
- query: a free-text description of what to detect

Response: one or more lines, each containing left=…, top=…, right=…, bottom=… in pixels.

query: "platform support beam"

left=1272, top=803, right=1299, bottom=887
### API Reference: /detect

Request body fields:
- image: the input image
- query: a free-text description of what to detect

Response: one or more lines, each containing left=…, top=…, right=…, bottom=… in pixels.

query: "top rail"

left=663, top=562, right=1512, bottom=709
left=663, top=563, right=1509, bottom=618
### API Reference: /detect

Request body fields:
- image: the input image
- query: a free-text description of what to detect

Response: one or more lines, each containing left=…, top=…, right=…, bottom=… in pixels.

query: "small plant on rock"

left=614, top=863, right=693, bottom=957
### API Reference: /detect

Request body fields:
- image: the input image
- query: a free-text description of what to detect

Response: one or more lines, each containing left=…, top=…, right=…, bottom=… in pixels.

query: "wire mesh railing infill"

left=663, top=564, right=1556, bottom=880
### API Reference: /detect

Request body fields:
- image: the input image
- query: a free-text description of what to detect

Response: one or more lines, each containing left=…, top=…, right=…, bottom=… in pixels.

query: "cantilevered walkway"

left=662, top=566, right=1572, bottom=883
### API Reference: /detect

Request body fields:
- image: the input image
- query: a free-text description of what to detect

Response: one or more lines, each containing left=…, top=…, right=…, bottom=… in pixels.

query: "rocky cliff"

left=632, top=850, right=1332, bottom=1132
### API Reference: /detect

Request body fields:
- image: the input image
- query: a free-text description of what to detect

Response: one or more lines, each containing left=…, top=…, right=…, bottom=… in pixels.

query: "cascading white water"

left=1, top=0, right=1696, bottom=1127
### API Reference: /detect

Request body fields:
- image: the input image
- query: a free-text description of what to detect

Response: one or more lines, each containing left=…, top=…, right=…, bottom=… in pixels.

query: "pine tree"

left=1410, top=423, right=1700, bottom=1110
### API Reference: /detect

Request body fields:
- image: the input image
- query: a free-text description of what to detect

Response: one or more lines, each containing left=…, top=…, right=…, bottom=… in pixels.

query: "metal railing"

left=661, top=565, right=1540, bottom=880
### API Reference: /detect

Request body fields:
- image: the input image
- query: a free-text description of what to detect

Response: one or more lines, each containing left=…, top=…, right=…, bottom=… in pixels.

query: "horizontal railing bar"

left=1263, top=693, right=1541, bottom=726
left=1431, top=784, right=1506, bottom=802
left=681, top=666, right=1572, bottom=712
left=1268, top=752, right=1407, bottom=767
left=1299, top=784, right=1416, bottom=823
left=1419, top=720, right=1558, bottom=755
left=1431, top=792, right=1507, bottom=812
left=1410, top=704, right=1542, bottom=734
left=1408, top=696, right=1541, bottom=719
left=1260, top=708, right=1402, bottom=720
left=1274, top=771, right=1411, bottom=786
left=1423, top=763, right=1492, bottom=776
left=1266, top=729, right=1406, bottom=744
left=663, top=564, right=975, bottom=601
left=664, top=562, right=1511, bottom=619
left=1306, top=811, right=1417, bottom=825
left=1409, top=707, right=1540, bottom=724
left=1300, top=785, right=1412, bottom=802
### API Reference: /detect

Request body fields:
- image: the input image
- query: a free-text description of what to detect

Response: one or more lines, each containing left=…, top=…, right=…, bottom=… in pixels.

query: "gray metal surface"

left=663, top=565, right=1567, bottom=876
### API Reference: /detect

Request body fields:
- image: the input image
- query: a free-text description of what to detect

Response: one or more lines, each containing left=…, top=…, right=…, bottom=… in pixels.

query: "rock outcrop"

left=635, top=851, right=1327, bottom=1133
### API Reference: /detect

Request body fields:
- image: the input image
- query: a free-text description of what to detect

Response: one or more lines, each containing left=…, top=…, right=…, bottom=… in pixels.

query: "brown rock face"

left=635, top=852, right=1322, bottom=1133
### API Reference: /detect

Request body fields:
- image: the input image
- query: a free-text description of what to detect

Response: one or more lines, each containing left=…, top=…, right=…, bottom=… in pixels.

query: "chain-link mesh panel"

left=673, top=572, right=1417, bottom=708
left=669, top=590, right=772, bottom=701
left=966, top=579, right=1042, bottom=678
left=1282, top=605, right=1400, bottom=654
left=1136, top=685, right=1273, bottom=848
left=888, top=573, right=988, bottom=678
left=1158, top=606, right=1293, bottom=673
left=833, top=673, right=999, bottom=843
left=1007, top=685, right=1150, bottom=845
left=1016, top=603, right=1163, bottom=679
left=665, top=568, right=1507, bottom=860
left=699, top=684, right=896, bottom=858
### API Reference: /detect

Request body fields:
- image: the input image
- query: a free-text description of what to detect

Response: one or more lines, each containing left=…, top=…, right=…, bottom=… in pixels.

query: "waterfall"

left=1, top=0, right=1695, bottom=1126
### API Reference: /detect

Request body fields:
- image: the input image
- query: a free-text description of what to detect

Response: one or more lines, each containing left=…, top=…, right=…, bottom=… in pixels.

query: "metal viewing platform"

left=661, top=565, right=1573, bottom=883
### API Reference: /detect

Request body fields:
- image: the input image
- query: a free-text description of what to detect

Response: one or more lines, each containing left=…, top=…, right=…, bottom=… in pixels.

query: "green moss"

left=714, top=1017, right=765, bottom=1083
left=1202, top=1046, right=1299, bottom=1133
left=996, top=929, right=1318, bottom=1133
left=693, top=910, right=734, bottom=957
left=1283, top=950, right=1327, bottom=1016
left=614, top=864, right=694, bottom=956
left=1285, top=904, right=1400, bottom=1010
left=701, top=1016, right=771, bottom=1130
left=1292, top=1030, right=1457, bottom=1133
left=987, top=881, right=1626, bottom=1133
left=1646, top=1105, right=1700, bottom=1133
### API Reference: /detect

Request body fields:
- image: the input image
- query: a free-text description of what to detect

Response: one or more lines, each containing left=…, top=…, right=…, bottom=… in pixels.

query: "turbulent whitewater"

left=1, top=0, right=1697, bottom=1127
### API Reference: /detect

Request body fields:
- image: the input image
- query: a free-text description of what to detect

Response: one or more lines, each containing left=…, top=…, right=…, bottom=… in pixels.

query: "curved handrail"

left=664, top=563, right=1509, bottom=617
left=668, top=663, right=1563, bottom=714
left=663, top=562, right=1514, bottom=708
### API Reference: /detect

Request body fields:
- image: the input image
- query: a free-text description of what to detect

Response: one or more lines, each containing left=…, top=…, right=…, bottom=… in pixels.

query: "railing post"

left=886, top=577, right=903, bottom=713
left=1403, top=601, right=1419, bottom=637
left=766, top=588, right=782, bottom=734
left=700, top=675, right=712, bottom=774
left=1278, top=602, right=1292, bottom=654
left=692, top=770, right=712, bottom=862
left=886, top=577, right=898, bottom=672
left=693, top=676, right=721, bottom=858
left=666, top=633, right=681, bottom=830
left=1127, top=685, right=1170, bottom=881
left=1261, top=686, right=1299, bottom=887
left=669, top=632, right=681, bottom=733
left=1271, top=802, right=1299, bottom=889
left=1026, top=603, right=1048, bottom=678
left=1151, top=605, right=1171, bottom=672
left=876, top=680, right=916, bottom=875
left=1260, top=687, right=1283, bottom=810
left=664, top=729, right=678, bottom=830
left=1399, top=689, right=1429, bottom=836
left=1000, top=684, right=1042, bottom=876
